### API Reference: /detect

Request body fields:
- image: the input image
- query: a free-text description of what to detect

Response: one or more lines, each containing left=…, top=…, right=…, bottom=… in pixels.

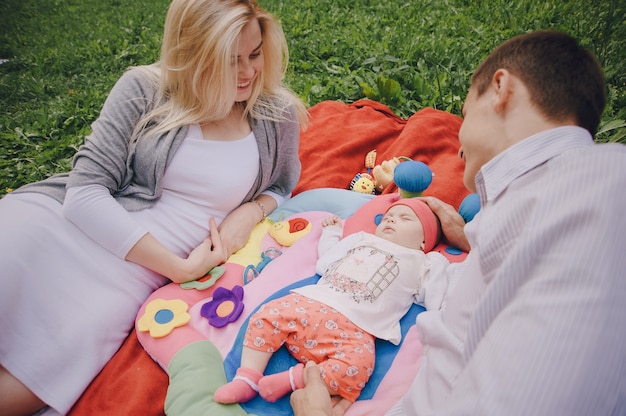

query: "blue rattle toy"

left=393, top=160, right=433, bottom=197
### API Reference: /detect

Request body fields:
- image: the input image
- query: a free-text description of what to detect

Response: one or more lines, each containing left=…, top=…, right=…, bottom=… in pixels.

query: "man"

left=290, top=30, right=626, bottom=416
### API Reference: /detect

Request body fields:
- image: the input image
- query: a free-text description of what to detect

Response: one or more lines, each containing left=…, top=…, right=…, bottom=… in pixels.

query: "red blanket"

left=69, top=100, right=465, bottom=416
left=293, top=99, right=466, bottom=208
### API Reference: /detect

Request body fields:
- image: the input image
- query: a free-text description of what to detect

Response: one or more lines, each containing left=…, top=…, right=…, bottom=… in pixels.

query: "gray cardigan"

left=15, top=68, right=301, bottom=210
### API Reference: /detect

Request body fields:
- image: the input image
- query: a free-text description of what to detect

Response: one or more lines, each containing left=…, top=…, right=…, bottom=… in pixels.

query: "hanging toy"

left=349, top=149, right=378, bottom=194
left=393, top=160, right=433, bottom=197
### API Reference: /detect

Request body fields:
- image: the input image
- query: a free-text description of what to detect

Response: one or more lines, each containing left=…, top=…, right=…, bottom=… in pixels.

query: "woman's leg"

left=0, top=365, right=46, bottom=416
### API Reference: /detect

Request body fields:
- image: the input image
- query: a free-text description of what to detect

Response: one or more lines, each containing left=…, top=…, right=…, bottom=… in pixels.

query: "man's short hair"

left=471, top=30, right=606, bottom=137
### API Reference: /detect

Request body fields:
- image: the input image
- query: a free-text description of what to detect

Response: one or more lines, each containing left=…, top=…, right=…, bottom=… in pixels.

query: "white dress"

left=0, top=125, right=259, bottom=414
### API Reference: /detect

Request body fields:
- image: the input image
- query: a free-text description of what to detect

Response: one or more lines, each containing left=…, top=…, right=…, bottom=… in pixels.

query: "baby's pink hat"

left=387, top=199, right=439, bottom=252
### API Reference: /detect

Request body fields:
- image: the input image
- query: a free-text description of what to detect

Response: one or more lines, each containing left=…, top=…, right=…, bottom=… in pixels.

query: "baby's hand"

left=322, top=215, right=342, bottom=227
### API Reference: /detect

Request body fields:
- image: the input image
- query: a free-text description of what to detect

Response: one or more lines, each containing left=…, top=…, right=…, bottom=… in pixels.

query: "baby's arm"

left=321, top=215, right=342, bottom=228
left=415, top=252, right=459, bottom=310
left=317, top=216, right=343, bottom=261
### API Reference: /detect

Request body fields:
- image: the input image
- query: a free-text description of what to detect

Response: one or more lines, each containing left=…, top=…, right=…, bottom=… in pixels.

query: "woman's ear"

left=420, top=241, right=426, bottom=251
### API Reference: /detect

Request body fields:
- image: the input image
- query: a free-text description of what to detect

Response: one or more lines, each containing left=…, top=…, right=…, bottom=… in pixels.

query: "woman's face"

left=235, top=19, right=264, bottom=102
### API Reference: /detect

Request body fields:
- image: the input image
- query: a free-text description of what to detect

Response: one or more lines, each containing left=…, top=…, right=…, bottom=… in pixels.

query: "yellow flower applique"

left=137, top=298, right=191, bottom=338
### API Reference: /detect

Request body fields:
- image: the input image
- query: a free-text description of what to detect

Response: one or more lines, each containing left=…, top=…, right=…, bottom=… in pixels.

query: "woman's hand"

left=183, top=217, right=227, bottom=280
left=419, top=196, right=470, bottom=252
left=218, top=195, right=276, bottom=257
left=217, top=204, right=259, bottom=257
left=125, top=217, right=227, bottom=283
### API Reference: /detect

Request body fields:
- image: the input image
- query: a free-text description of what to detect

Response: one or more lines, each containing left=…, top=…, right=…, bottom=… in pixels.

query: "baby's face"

left=375, top=205, right=425, bottom=251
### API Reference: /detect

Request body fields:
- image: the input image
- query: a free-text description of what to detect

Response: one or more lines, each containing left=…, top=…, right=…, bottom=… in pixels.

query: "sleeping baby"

left=214, top=198, right=442, bottom=406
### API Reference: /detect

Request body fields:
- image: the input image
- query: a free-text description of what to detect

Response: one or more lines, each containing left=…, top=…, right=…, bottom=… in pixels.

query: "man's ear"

left=491, top=69, right=513, bottom=114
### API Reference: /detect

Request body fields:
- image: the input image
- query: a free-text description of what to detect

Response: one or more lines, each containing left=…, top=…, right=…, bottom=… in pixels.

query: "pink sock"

left=214, top=367, right=263, bottom=404
left=258, top=363, right=305, bottom=402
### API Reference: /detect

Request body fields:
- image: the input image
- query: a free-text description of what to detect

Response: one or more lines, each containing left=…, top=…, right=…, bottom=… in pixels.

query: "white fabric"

left=388, top=126, right=626, bottom=415
left=128, top=126, right=259, bottom=257
left=64, top=184, right=148, bottom=258
left=295, top=227, right=432, bottom=345
left=0, top=127, right=262, bottom=414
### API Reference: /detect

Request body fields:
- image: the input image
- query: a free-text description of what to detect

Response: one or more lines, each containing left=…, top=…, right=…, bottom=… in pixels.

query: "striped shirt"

left=388, top=126, right=626, bottom=415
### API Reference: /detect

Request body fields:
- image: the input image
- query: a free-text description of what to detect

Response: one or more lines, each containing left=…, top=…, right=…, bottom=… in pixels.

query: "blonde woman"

left=0, top=0, right=307, bottom=414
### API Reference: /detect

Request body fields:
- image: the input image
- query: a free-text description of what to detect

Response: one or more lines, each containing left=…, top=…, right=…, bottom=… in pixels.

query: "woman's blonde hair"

left=134, top=0, right=307, bottom=140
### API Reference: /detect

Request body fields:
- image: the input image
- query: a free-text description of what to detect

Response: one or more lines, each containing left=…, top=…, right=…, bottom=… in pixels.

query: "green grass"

left=1, top=0, right=624, bottom=195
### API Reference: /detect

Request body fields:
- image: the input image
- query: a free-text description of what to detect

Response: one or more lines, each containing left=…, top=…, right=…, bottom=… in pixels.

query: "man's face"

left=458, top=86, right=497, bottom=192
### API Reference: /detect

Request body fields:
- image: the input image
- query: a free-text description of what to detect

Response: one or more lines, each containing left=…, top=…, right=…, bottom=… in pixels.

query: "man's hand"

left=291, top=361, right=352, bottom=416
left=291, top=362, right=332, bottom=416
left=419, top=196, right=470, bottom=252
left=290, top=361, right=350, bottom=416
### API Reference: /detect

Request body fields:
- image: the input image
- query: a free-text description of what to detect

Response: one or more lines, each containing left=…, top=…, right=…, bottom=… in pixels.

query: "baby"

left=215, top=198, right=440, bottom=405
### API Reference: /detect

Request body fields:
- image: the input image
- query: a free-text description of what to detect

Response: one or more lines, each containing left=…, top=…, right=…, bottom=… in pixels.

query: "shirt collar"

left=475, top=126, right=593, bottom=205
